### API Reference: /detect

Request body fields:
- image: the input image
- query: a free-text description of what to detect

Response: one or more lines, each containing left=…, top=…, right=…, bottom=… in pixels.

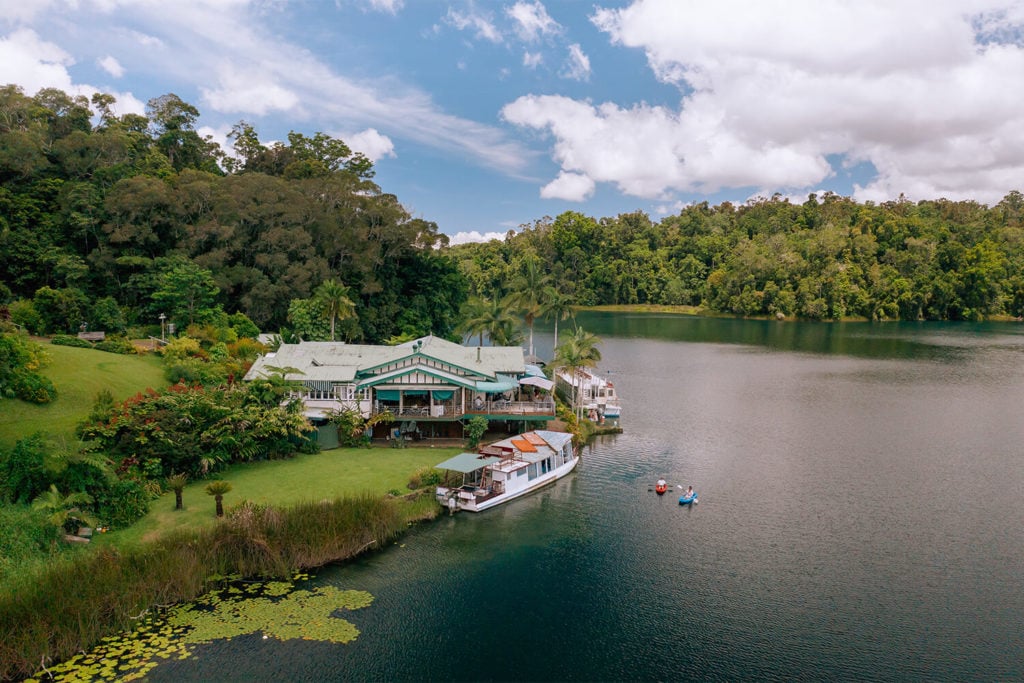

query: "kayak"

left=655, top=483, right=668, bottom=495
left=679, top=492, right=698, bottom=505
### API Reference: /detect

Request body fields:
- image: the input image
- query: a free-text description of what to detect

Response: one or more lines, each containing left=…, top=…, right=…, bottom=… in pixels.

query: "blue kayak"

left=679, top=492, right=697, bottom=505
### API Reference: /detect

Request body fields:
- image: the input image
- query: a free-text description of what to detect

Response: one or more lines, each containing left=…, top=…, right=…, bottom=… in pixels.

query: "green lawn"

left=96, top=445, right=462, bottom=547
left=0, top=344, right=168, bottom=448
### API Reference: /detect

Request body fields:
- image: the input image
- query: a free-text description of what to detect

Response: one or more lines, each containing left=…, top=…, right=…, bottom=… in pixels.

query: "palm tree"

left=489, top=319, right=524, bottom=347
left=553, top=326, right=602, bottom=421
left=506, top=257, right=552, bottom=357
left=205, top=480, right=233, bottom=517
left=474, top=295, right=520, bottom=347
left=542, top=286, right=575, bottom=357
left=32, top=485, right=98, bottom=534
left=313, top=279, right=356, bottom=341
left=167, top=473, right=188, bottom=510
left=457, top=296, right=491, bottom=346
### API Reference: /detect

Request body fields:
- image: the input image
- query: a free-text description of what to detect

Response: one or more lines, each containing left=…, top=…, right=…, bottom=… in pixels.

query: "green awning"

left=404, top=390, right=427, bottom=396
left=475, top=374, right=520, bottom=393
left=432, top=390, right=454, bottom=400
left=376, top=389, right=400, bottom=400
left=435, top=452, right=502, bottom=473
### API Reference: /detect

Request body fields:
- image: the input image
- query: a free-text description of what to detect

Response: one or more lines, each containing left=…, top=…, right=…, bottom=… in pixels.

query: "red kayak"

left=655, top=483, right=668, bottom=495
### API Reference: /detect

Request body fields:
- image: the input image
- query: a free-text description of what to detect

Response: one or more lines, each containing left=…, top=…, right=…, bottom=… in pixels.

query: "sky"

left=3, top=1, right=1024, bottom=244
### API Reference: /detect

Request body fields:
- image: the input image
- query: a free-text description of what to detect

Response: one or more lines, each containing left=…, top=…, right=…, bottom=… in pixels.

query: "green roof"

left=434, top=452, right=502, bottom=473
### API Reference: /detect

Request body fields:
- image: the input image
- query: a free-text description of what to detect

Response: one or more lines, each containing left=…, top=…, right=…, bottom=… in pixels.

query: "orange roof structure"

left=511, top=438, right=537, bottom=452
left=523, top=432, right=547, bottom=446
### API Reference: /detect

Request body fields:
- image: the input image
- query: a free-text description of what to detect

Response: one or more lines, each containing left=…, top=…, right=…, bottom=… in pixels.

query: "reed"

left=0, top=493, right=409, bottom=681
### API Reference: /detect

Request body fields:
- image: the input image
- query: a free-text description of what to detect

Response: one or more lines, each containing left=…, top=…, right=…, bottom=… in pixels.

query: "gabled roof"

left=243, top=336, right=526, bottom=385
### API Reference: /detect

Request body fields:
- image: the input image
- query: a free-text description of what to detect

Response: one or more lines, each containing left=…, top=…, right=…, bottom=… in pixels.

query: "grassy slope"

left=0, top=344, right=168, bottom=448
left=97, top=445, right=461, bottom=546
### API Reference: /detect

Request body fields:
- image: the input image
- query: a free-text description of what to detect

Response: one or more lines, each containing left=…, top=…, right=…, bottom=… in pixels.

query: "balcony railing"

left=373, top=399, right=555, bottom=419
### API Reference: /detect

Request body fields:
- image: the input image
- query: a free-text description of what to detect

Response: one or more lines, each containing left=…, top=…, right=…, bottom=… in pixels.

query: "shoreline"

left=577, top=304, right=1023, bottom=323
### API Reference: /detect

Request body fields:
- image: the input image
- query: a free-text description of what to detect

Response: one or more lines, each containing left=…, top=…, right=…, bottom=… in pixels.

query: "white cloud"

left=1, top=2, right=531, bottom=176
left=0, top=28, right=76, bottom=94
left=448, top=230, right=509, bottom=245
left=97, top=55, right=124, bottom=78
left=499, top=0, right=1024, bottom=204
left=201, top=63, right=299, bottom=115
left=506, top=1, right=562, bottom=42
left=540, top=170, right=595, bottom=201
left=444, top=6, right=502, bottom=43
left=0, top=0, right=58, bottom=23
left=560, top=43, right=590, bottom=81
left=523, top=50, right=543, bottom=68
left=365, top=0, right=403, bottom=14
left=345, top=127, right=395, bottom=161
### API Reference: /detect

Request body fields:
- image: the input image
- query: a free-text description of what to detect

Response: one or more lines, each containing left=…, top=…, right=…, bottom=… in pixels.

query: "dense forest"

left=454, top=193, right=1024, bottom=322
left=0, top=84, right=465, bottom=342
left=4, top=82, right=1024, bottom=345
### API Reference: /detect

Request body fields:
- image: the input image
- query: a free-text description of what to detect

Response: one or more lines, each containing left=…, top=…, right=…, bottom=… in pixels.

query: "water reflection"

left=147, top=318, right=1024, bottom=682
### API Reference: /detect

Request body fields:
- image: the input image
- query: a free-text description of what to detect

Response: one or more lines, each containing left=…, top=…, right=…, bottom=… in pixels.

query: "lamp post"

left=159, top=313, right=166, bottom=341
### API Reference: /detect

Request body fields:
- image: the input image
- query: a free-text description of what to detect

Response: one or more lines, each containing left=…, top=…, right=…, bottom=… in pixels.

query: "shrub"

left=94, top=336, right=136, bottom=355
left=0, top=434, right=52, bottom=504
left=228, top=311, right=260, bottom=339
left=407, top=466, right=444, bottom=490
left=227, top=337, right=266, bottom=361
left=465, top=415, right=489, bottom=448
left=9, top=371, right=58, bottom=403
left=163, top=358, right=229, bottom=386
left=50, top=334, right=94, bottom=348
left=0, top=504, right=61, bottom=574
left=0, top=332, right=56, bottom=403
left=95, top=479, right=151, bottom=528
left=8, top=299, right=44, bottom=335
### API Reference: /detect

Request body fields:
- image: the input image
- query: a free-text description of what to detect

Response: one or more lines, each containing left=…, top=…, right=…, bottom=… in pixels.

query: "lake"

left=152, top=314, right=1024, bottom=681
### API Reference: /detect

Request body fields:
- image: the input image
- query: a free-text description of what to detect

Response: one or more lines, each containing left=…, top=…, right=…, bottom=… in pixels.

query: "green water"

left=147, top=315, right=1024, bottom=681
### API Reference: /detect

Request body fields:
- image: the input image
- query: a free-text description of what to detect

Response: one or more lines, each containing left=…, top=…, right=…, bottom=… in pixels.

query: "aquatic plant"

left=28, top=577, right=374, bottom=681
left=0, top=494, right=405, bottom=681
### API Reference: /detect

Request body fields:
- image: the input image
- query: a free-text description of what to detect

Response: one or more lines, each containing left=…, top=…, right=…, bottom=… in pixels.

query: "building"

left=243, top=335, right=555, bottom=443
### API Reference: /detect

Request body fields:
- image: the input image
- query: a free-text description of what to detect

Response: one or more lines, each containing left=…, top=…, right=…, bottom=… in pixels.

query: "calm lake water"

left=154, top=314, right=1024, bottom=682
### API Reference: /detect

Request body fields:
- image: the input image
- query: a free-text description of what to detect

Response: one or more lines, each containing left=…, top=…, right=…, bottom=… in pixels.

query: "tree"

left=205, top=480, right=232, bottom=517
left=506, top=257, right=552, bottom=357
left=465, top=415, right=489, bottom=448
left=552, top=326, right=602, bottom=421
left=167, top=472, right=188, bottom=510
left=152, top=260, right=220, bottom=326
left=457, top=296, right=492, bottom=346
left=32, top=485, right=98, bottom=533
left=542, top=286, right=575, bottom=358
left=286, top=297, right=332, bottom=341
left=480, top=295, right=521, bottom=347
left=313, top=279, right=356, bottom=341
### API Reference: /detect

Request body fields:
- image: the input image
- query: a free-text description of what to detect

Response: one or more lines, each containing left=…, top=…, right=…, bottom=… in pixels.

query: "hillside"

left=0, top=344, right=167, bottom=448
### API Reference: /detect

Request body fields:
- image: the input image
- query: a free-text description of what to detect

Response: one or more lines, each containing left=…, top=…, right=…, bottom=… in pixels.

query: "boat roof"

left=434, top=452, right=502, bottom=473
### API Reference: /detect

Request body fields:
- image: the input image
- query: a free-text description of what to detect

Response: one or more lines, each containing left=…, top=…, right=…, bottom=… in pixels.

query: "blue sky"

left=3, top=1, right=1024, bottom=244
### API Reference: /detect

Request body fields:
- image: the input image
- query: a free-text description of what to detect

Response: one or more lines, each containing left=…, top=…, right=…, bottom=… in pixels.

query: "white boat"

left=554, top=368, right=622, bottom=420
left=434, top=430, right=578, bottom=513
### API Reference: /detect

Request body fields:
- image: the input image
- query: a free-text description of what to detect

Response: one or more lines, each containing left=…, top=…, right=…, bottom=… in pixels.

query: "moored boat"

left=435, top=430, right=578, bottom=513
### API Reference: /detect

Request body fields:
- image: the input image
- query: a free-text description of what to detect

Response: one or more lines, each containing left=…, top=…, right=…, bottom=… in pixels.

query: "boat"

left=679, top=491, right=698, bottom=505
left=554, top=368, right=622, bottom=420
left=434, top=430, right=578, bottom=513
left=655, top=481, right=668, bottom=495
